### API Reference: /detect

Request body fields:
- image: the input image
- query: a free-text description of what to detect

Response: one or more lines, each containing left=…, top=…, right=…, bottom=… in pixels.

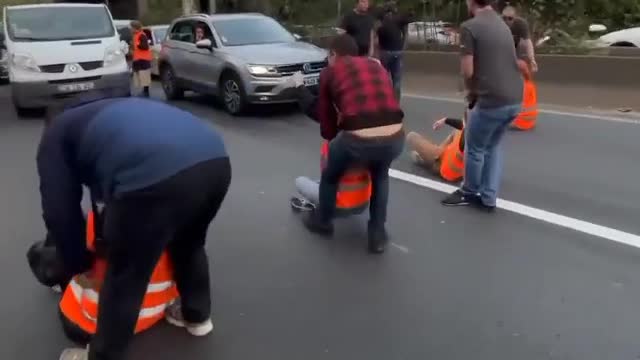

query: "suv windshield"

left=212, top=17, right=294, bottom=46
left=6, top=6, right=114, bottom=42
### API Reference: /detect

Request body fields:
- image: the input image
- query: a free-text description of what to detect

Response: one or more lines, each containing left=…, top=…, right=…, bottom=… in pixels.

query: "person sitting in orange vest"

left=291, top=140, right=372, bottom=215
left=281, top=72, right=372, bottom=215
left=511, top=59, right=538, bottom=130
left=27, top=205, right=179, bottom=345
left=130, top=20, right=153, bottom=97
left=405, top=102, right=472, bottom=183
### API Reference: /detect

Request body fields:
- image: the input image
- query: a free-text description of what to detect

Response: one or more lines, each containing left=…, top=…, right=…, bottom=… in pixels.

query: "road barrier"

left=312, top=38, right=639, bottom=90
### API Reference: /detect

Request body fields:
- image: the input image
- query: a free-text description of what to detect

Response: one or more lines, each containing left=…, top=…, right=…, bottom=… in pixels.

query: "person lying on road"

left=38, top=89, right=231, bottom=360
left=27, top=205, right=179, bottom=345
left=278, top=72, right=373, bottom=217
left=406, top=102, right=473, bottom=183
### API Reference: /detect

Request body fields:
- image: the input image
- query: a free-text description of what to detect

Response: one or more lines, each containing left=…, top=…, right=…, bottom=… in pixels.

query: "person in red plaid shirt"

left=302, top=34, right=405, bottom=254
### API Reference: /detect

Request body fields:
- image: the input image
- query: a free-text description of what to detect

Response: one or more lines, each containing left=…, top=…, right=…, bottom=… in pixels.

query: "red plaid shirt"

left=317, top=56, right=404, bottom=140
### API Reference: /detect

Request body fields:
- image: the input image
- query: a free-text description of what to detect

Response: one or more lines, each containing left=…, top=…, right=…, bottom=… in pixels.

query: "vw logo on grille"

left=69, top=64, right=78, bottom=73
left=302, top=63, right=311, bottom=74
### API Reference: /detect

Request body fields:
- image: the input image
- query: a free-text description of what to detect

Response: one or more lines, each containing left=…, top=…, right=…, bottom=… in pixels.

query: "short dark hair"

left=329, top=34, right=358, bottom=57
left=474, top=0, right=492, bottom=6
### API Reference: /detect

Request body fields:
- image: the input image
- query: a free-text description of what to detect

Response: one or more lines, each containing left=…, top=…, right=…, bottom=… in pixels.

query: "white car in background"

left=595, top=25, right=640, bottom=47
left=406, top=21, right=458, bottom=46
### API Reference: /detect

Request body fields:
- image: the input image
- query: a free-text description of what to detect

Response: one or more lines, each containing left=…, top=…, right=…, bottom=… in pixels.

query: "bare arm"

left=459, top=27, right=474, bottom=91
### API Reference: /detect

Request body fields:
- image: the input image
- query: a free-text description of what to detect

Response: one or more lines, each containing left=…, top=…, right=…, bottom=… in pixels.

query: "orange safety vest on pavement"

left=59, top=210, right=179, bottom=335
left=320, top=141, right=372, bottom=210
left=132, top=30, right=153, bottom=62
left=439, top=130, right=464, bottom=182
left=512, top=61, right=538, bottom=130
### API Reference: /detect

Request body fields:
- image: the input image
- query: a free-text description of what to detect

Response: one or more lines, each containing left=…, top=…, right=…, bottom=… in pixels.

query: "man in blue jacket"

left=39, top=90, right=232, bottom=360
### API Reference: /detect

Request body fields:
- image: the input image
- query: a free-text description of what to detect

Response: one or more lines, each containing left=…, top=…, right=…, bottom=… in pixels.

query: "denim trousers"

left=318, top=131, right=404, bottom=228
left=380, top=50, right=403, bottom=99
left=461, top=104, right=521, bottom=206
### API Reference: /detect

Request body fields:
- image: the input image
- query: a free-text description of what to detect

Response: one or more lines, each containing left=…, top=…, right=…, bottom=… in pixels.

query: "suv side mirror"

left=196, top=39, right=213, bottom=50
left=293, top=33, right=302, bottom=40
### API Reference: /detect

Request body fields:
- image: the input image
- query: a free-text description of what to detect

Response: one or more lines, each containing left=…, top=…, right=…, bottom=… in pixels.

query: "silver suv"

left=159, top=13, right=328, bottom=115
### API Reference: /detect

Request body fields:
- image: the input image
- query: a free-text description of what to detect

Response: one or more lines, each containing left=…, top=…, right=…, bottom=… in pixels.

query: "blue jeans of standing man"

left=461, top=104, right=521, bottom=207
left=381, top=50, right=403, bottom=99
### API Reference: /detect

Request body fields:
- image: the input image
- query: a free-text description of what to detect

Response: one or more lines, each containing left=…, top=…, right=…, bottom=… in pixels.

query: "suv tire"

left=12, top=93, right=30, bottom=118
left=220, top=72, right=248, bottom=115
left=161, top=65, right=184, bottom=100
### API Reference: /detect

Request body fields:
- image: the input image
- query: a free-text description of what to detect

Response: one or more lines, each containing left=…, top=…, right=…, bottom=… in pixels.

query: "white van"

left=3, top=3, right=130, bottom=115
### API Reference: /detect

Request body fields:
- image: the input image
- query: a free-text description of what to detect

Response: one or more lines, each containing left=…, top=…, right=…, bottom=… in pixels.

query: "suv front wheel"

left=161, top=64, right=184, bottom=100
left=220, top=72, right=247, bottom=115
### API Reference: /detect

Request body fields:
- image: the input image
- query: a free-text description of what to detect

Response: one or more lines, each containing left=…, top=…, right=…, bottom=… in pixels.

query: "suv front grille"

left=276, top=60, right=327, bottom=75
left=39, top=61, right=104, bottom=73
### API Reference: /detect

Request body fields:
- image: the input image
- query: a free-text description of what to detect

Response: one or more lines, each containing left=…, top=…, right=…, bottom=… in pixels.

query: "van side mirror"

left=589, top=24, right=607, bottom=33
left=293, top=33, right=302, bottom=41
left=196, top=39, right=213, bottom=50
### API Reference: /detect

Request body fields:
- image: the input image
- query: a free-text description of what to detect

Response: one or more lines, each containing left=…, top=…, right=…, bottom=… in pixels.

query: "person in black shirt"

left=376, top=1, right=414, bottom=99
left=339, top=0, right=376, bottom=56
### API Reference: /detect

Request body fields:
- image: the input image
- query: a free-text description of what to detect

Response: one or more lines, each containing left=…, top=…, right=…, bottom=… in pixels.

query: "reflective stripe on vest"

left=439, top=130, right=464, bottom=182
left=320, top=141, right=372, bottom=209
left=133, top=31, right=153, bottom=62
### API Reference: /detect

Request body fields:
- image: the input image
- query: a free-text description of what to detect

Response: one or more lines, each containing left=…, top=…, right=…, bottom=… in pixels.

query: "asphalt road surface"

left=1, top=83, right=640, bottom=360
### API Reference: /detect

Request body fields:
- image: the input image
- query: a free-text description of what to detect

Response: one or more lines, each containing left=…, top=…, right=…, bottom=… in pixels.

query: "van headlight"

left=11, top=53, right=40, bottom=72
left=104, top=45, right=126, bottom=67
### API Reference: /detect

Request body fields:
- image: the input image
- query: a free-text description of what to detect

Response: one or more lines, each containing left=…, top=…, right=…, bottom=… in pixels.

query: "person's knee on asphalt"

left=39, top=90, right=231, bottom=360
left=441, top=0, right=523, bottom=212
left=300, top=34, right=405, bottom=254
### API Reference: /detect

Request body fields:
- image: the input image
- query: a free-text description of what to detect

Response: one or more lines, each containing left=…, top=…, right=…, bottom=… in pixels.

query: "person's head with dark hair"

left=328, top=34, right=359, bottom=66
left=195, top=25, right=206, bottom=42
left=466, top=0, right=493, bottom=16
left=355, top=0, right=369, bottom=14
left=130, top=20, right=143, bottom=31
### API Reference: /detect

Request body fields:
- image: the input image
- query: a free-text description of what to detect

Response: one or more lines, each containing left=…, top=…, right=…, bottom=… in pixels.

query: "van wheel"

left=161, top=65, right=184, bottom=100
left=12, top=94, right=29, bottom=118
left=220, top=72, right=248, bottom=115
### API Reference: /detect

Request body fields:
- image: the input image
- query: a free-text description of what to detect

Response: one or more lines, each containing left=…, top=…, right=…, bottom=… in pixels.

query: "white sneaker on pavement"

left=165, top=302, right=213, bottom=337
left=410, top=151, right=424, bottom=165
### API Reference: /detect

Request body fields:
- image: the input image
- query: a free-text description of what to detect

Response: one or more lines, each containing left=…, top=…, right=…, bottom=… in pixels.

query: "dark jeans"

left=380, top=50, right=403, bottom=99
left=88, top=157, right=231, bottom=360
left=318, top=131, right=405, bottom=228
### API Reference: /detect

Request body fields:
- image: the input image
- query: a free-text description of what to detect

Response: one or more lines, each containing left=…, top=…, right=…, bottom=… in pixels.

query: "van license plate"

left=58, top=82, right=95, bottom=92
left=304, top=76, right=318, bottom=86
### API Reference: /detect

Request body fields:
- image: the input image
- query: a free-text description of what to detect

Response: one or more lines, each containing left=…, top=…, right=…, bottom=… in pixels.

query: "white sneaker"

left=59, top=347, right=88, bottom=360
left=51, top=284, right=62, bottom=293
left=165, top=302, right=213, bottom=336
left=410, top=151, right=424, bottom=165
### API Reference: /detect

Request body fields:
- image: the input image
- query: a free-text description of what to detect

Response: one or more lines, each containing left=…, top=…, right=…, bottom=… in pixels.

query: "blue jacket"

left=37, top=92, right=228, bottom=275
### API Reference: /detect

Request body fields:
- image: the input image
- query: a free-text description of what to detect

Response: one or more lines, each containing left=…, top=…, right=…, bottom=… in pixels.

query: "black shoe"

left=473, top=201, right=496, bottom=213
left=367, top=224, right=388, bottom=254
left=441, top=190, right=474, bottom=206
left=290, top=196, right=315, bottom=212
left=302, top=211, right=334, bottom=236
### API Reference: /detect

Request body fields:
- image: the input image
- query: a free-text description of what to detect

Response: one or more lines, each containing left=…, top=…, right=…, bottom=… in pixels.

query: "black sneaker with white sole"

left=441, top=190, right=474, bottom=206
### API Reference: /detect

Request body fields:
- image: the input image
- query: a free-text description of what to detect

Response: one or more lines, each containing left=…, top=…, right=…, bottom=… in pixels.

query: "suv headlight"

left=104, top=45, right=126, bottom=67
left=11, top=53, right=40, bottom=72
left=247, top=64, right=279, bottom=77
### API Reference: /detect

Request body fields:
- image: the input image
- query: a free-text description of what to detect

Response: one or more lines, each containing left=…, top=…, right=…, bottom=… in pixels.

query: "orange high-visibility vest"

left=439, top=130, right=464, bottom=182
left=320, top=141, right=372, bottom=209
left=512, top=61, right=538, bottom=130
left=59, top=210, right=179, bottom=335
left=132, top=30, right=153, bottom=62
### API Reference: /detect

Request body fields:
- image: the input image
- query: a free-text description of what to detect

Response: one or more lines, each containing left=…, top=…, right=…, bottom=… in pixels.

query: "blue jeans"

left=461, top=104, right=521, bottom=206
left=380, top=50, right=403, bottom=99
left=318, top=131, right=405, bottom=228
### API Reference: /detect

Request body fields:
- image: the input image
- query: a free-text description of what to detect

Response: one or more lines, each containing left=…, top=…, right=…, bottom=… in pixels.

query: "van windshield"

left=6, top=6, right=114, bottom=42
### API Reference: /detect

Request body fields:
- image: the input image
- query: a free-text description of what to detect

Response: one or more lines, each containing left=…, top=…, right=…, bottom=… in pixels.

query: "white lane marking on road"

left=391, top=243, right=410, bottom=253
left=403, top=93, right=640, bottom=124
left=388, top=169, right=640, bottom=249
